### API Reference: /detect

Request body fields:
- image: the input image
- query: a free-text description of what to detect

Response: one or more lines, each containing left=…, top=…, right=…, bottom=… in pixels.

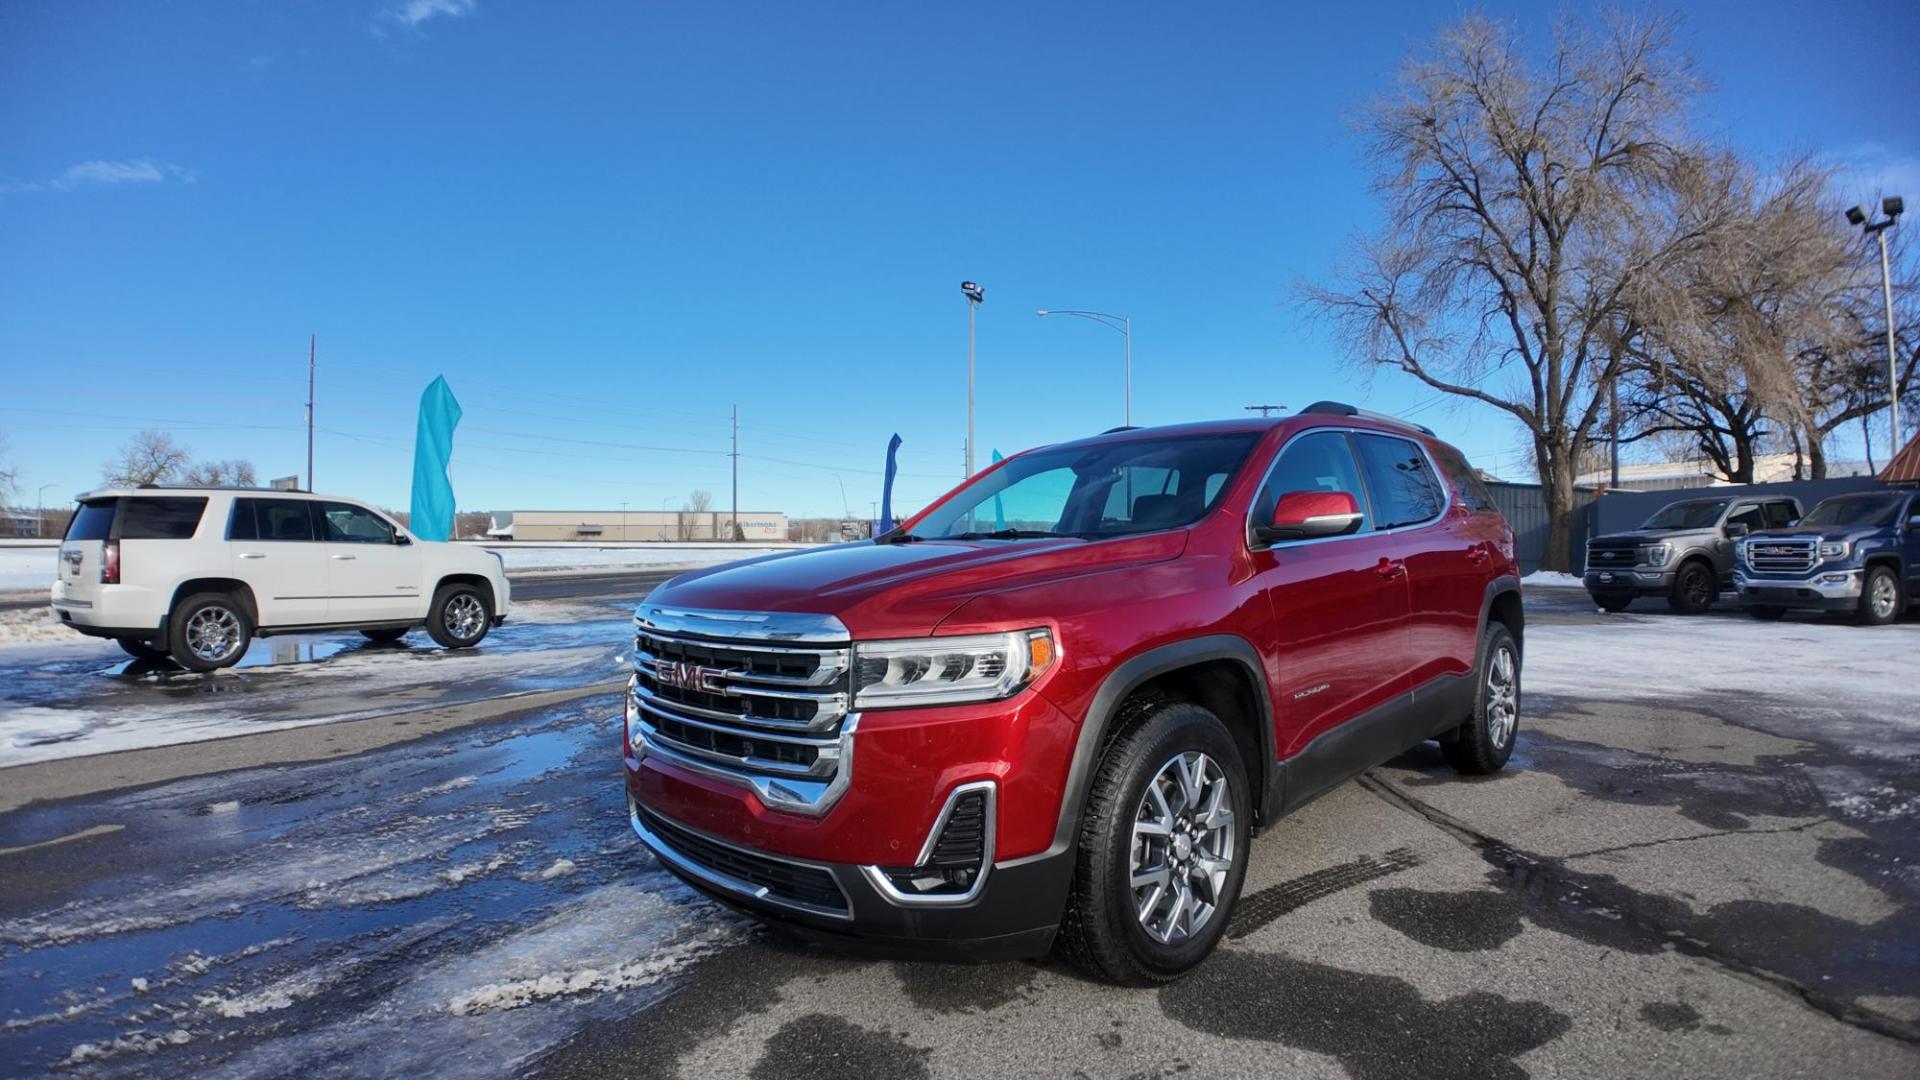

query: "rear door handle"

left=239, top=552, right=266, bottom=560
left=1375, top=557, right=1406, bottom=580
left=1467, top=546, right=1490, bottom=564
left=331, top=554, right=356, bottom=561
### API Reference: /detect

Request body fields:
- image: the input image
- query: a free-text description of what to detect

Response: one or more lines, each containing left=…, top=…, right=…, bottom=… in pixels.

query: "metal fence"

left=1486, top=475, right=1893, bottom=574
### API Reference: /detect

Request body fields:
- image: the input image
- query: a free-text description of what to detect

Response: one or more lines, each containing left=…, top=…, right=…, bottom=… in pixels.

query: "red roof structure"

left=1882, top=430, right=1920, bottom=483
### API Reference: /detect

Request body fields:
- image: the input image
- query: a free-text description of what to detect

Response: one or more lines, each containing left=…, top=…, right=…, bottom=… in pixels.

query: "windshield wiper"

left=949, top=529, right=1062, bottom=541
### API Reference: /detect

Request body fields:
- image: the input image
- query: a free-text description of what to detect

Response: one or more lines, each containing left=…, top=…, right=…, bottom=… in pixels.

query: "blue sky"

left=3, top=0, right=1916, bottom=518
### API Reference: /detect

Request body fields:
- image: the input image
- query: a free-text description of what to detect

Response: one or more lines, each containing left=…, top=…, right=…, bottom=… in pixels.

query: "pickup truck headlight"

left=1638, top=543, right=1671, bottom=565
left=1819, top=541, right=1849, bottom=559
left=853, top=629, right=1055, bottom=709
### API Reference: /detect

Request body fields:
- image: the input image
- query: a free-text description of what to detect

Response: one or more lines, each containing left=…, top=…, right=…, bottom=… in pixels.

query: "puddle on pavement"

left=0, top=705, right=729, bottom=1076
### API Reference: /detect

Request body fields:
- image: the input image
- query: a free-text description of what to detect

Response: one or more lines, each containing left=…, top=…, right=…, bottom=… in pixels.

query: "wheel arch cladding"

left=436, top=573, right=494, bottom=609
left=1043, top=635, right=1275, bottom=858
left=1481, top=577, right=1523, bottom=655
left=171, top=578, right=257, bottom=621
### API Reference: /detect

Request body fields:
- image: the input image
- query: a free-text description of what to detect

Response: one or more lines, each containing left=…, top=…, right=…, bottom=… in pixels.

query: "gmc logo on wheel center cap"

left=652, top=659, right=735, bottom=695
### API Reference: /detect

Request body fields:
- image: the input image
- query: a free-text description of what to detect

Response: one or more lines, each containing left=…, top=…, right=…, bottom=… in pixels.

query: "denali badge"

left=652, top=659, right=734, bottom=695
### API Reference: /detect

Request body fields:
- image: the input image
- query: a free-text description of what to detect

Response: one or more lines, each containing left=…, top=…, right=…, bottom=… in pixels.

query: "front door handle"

left=331, top=554, right=357, bottom=561
left=239, top=552, right=266, bottom=560
left=1375, top=557, right=1406, bottom=580
left=1467, top=546, right=1490, bottom=564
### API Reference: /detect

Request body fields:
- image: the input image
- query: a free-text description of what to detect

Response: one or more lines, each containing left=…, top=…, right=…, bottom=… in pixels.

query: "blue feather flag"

left=409, top=376, right=463, bottom=542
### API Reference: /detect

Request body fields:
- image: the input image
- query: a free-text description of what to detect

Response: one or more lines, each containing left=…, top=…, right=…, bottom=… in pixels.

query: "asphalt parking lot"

left=1, top=583, right=1915, bottom=1078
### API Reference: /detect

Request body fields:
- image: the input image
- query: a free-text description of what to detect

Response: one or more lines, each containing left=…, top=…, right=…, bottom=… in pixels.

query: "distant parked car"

left=1735, top=490, right=1919, bottom=625
left=1584, top=495, right=1802, bottom=613
left=51, top=486, right=511, bottom=671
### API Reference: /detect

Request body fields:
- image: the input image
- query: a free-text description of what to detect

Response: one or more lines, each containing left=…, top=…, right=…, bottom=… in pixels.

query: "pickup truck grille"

left=630, top=606, right=854, bottom=814
left=1585, top=540, right=1644, bottom=569
left=1747, top=538, right=1817, bottom=575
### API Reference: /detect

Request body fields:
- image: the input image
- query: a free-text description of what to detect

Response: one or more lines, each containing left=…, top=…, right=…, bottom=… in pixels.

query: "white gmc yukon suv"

left=51, top=486, right=511, bottom=671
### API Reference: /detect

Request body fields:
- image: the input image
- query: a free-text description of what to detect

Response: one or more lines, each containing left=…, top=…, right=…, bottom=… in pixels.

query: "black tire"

left=116, top=637, right=171, bottom=661
left=166, top=592, right=253, bottom=673
left=1441, top=623, right=1520, bottom=776
left=360, top=627, right=410, bottom=644
left=1857, top=565, right=1902, bottom=626
left=1057, top=699, right=1252, bottom=985
left=1595, top=596, right=1632, bottom=613
left=1746, top=605, right=1787, bottom=621
left=426, top=583, right=492, bottom=648
left=1667, top=560, right=1717, bottom=614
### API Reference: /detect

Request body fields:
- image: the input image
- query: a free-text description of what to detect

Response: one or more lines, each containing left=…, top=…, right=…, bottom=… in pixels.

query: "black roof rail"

left=1298, top=400, right=1435, bottom=437
left=1101, top=425, right=1143, bottom=435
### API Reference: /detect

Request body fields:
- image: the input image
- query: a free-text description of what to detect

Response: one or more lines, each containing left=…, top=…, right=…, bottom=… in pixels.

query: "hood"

left=1742, top=525, right=1881, bottom=545
left=649, top=532, right=1189, bottom=638
left=1589, top=526, right=1717, bottom=546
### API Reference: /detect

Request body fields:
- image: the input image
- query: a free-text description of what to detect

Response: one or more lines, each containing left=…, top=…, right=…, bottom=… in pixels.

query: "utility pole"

left=306, top=334, right=316, bottom=491
left=1846, top=197, right=1905, bottom=461
left=729, top=404, right=740, bottom=541
left=961, top=282, right=983, bottom=475
left=1243, top=404, right=1286, bottom=418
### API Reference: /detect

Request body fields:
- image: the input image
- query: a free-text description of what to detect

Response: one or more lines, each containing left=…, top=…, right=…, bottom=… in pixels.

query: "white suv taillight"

left=102, top=539, right=120, bottom=584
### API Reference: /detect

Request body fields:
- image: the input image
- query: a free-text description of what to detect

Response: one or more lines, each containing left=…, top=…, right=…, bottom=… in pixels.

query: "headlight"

left=1639, top=543, right=1670, bottom=565
left=1819, top=541, right=1849, bottom=559
left=853, top=629, right=1055, bottom=709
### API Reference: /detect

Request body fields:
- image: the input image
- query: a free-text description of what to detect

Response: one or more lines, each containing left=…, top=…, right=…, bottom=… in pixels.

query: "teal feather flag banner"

left=991, top=449, right=1005, bottom=530
left=409, top=376, right=463, bottom=542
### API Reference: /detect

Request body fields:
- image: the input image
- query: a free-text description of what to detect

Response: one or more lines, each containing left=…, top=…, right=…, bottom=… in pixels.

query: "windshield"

left=1640, top=499, right=1728, bottom=530
left=1801, top=494, right=1904, bottom=528
left=902, top=433, right=1259, bottom=541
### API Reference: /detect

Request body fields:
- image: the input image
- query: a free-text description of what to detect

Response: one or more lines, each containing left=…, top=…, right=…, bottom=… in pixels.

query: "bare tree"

left=685, top=489, right=713, bottom=513
left=182, top=459, right=259, bottom=486
left=1303, top=12, right=1720, bottom=569
left=0, top=432, right=18, bottom=502
left=104, top=430, right=192, bottom=486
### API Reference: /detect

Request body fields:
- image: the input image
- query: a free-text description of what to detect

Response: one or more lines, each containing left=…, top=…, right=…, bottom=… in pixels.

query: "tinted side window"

left=1254, top=431, right=1371, bottom=534
left=66, top=499, right=118, bottom=541
left=251, top=498, right=316, bottom=542
left=319, top=502, right=397, bottom=544
left=1764, top=501, right=1798, bottom=528
left=117, top=498, right=208, bottom=540
left=228, top=499, right=260, bottom=540
left=1430, top=444, right=1497, bottom=513
left=1725, top=504, right=1766, bottom=531
left=1354, top=434, right=1445, bottom=530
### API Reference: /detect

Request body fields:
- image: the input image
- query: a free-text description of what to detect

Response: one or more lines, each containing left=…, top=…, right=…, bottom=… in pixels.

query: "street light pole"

left=1037, top=309, right=1131, bottom=425
left=37, top=483, right=55, bottom=538
left=961, top=282, right=984, bottom=475
left=1847, top=196, right=1905, bottom=460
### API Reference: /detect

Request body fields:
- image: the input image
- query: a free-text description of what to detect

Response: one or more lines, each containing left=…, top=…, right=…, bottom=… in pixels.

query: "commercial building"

left=485, top=509, right=788, bottom=542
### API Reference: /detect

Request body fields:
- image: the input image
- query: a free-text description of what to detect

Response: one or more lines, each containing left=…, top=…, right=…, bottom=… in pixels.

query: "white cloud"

left=1832, top=142, right=1920, bottom=207
left=0, top=159, right=196, bottom=197
left=387, top=0, right=476, bottom=27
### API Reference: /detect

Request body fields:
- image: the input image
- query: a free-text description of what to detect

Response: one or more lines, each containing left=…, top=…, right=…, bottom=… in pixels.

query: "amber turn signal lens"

left=1027, top=632, right=1055, bottom=675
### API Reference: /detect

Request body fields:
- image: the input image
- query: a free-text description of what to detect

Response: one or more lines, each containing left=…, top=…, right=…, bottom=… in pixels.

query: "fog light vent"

left=873, top=784, right=994, bottom=901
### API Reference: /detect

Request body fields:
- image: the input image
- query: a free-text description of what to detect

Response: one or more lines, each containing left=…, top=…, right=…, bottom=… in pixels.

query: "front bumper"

left=623, top=684, right=1082, bottom=957
left=1734, top=569, right=1862, bottom=611
left=628, top=795, right=1070, bottom=960
left=1583, top=567, right=1676, bottom=597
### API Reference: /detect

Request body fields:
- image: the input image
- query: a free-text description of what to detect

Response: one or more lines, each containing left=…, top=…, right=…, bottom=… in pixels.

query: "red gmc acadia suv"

left=622, top=402, right=1523, bottom=983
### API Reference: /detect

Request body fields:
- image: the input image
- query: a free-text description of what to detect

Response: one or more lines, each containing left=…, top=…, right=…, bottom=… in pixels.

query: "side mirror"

left=1255, top=490, right=1363, bottom=545
left=1724, top=523, right=1749, bottom=539
left=394, top=533, right=412, bottom=546
left=1908, top=514, right=1920, bottom=530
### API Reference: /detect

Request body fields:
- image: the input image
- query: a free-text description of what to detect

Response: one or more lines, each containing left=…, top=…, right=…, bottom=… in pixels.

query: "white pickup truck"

left=51, top=486, right=511, bottom=671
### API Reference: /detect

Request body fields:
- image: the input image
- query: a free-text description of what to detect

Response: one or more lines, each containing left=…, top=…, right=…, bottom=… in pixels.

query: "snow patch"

left=64, top=1028, right=193, bottom=1064
left=203, top=800, right=241, bottom=815
left=534, top=858, right=576, bottom=881
left=1521, top=570, right=1585, bottom=588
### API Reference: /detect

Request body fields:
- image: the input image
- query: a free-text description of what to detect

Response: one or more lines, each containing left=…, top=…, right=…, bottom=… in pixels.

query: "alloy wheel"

left=1486, top=642, right=1518, bottom=748
left=445, top=593, right=486, bottom=640
left=185, top=606, right=242, bottom=663
left=1870, top=574, right=1899, bottom=621
left=1130, top=751, right=1236, bottom=945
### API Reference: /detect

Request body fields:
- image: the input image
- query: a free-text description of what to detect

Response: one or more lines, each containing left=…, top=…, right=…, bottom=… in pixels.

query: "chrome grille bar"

left=630, top=604, right=856, bottom=815
left=1748, top=538, right=1817, bottom=575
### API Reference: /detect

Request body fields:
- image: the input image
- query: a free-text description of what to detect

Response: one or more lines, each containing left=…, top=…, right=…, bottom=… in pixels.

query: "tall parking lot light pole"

left=962, top=281, right=984, bottom=475
left=37, top=483, right=56, bottom=537
left=1847, top=196, right=1905, bottom=459
left=1037, top=309, right=1131, bottom=426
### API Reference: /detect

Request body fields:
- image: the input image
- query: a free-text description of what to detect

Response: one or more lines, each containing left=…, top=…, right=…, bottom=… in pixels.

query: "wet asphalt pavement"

left=1, top=584, right=1916, bottom=1078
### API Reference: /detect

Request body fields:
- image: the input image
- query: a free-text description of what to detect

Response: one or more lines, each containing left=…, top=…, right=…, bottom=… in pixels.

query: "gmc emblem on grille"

left=652, top=659, right=735, bottom=695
